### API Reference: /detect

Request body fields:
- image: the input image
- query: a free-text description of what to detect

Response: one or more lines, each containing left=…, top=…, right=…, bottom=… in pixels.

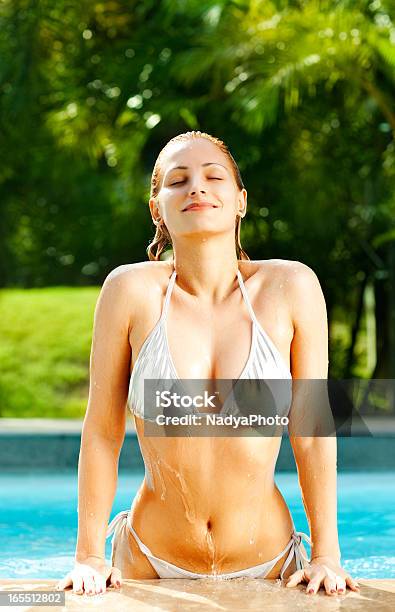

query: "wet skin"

left=122, top=260, right=301, bottom=579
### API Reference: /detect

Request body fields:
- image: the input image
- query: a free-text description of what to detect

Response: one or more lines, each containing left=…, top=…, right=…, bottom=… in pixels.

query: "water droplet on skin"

left=249, top=538, right=254, bottom=545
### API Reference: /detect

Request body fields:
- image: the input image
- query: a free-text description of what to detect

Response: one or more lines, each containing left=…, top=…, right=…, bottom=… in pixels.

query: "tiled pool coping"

left=0, top=418, right=394, bottom=471
left=0, top=578, right=394, bottom=610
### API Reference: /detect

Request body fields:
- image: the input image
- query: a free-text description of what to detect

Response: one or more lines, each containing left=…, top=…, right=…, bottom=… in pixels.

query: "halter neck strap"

left=236, top=269, right=258, bottom=325
left=161, top=269, right=177, bottom=321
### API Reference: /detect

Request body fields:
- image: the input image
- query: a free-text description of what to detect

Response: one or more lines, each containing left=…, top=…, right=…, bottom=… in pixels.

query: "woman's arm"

left=283, top=262, right=360, bottom=595
left=75, top=265, right=134, bottom=562
left=286, top=262, right=341, bottom=561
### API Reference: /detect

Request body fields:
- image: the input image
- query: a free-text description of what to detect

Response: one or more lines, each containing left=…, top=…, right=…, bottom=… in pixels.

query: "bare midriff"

left=130, top=418, right=295, bottom=576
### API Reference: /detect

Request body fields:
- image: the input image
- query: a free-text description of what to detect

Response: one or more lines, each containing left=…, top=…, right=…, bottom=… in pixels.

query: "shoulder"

left=255, top=259, right=322, bottom=291
left=101, top=261, right=173, bottom=316
left=254, top=259, right=326, bottom=322
left=277, top=261, right=327, bottom=332
left=277, top=259, right=324, bottom=300
left=104, top=261, right=171, bottom=291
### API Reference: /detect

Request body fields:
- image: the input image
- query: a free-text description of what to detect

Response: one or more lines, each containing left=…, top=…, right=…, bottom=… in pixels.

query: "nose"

left=189, top=187, right=206, bottom=196
left=188, top=175, right=206, bottom=197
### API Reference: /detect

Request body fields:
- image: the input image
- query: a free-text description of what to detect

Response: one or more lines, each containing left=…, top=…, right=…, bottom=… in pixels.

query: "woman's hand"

left=55, top=556, right=122, bottom=595
left=285, top=556, right=360, bottom=596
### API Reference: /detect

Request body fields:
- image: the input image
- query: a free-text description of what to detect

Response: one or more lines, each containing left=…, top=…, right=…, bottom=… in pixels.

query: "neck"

left=171, top=235, right=240, bottom=302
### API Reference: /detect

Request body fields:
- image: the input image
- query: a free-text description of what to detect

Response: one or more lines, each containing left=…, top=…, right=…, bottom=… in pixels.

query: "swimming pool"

left=0, top=471, right=394, bottom=579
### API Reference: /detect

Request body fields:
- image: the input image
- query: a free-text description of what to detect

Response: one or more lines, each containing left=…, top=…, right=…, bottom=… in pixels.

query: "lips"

left=182, top=202, right=219, bottom=212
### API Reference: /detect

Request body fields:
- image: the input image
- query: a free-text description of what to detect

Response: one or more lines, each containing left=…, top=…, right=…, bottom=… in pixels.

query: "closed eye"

left=169, top=177, right=223, bottom=186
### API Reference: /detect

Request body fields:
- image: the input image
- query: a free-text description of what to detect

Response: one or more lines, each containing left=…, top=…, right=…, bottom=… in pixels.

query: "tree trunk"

left=344, top=274, right=367, bottom=378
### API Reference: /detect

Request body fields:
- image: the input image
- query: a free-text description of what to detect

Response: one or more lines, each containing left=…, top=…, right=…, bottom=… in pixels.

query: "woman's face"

left=150, top=138, right=247, bottom=241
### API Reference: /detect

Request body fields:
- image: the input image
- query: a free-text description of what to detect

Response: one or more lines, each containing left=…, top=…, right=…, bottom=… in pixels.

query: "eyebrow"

left=167, top=162, right=228, bottom=173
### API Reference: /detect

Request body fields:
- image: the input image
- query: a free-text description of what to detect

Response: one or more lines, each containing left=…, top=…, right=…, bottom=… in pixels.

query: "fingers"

left=92, top=573, right=106, bottom=594
left=83, top=575, right=95, bottom=596
left=285, top=569, right=305, bottom=588
left=55, top=574, right=72, bottom=591
left=109, top=567, right=122, bottom=589
left=306, top=568, right=326, bottom=594
left=323, top=573, right=359, bottom=596
left=323, top=575, right=338, bottom=596
left=335, top=575, right=347, bottom=595
left=306, top=578, right=321, bottom=595
left=85, top=571, right=106, bottom=595
left=346, top=574, right=360, bottom=592
left=56, top=561, right=120, bottom=596
left=286, top=563, right=360, bottom=597
left=72, top=574, right=83, bottom=595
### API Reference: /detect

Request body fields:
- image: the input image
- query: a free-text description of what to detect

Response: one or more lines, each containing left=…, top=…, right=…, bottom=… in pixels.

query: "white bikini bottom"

left=106, top=509, right=311, bottom=580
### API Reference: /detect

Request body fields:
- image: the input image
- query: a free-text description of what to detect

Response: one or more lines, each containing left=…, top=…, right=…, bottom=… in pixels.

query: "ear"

left=238, top=189, right=247, bottom=218
left=149, top=197, right=162, bottom=225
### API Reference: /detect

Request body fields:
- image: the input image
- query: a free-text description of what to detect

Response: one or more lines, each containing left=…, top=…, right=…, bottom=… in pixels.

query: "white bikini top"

left=128, top=267, right=292, bottom=421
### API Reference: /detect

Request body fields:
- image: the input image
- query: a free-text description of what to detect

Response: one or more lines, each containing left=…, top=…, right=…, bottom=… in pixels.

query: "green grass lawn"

left=0, top=287, right=99, bottom=418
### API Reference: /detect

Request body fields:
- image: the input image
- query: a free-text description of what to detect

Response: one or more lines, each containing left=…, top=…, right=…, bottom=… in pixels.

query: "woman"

left=57, top=131, right=359, bottom=597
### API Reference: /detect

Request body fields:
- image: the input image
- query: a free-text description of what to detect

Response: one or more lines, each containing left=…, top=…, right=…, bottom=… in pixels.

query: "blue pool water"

left=0, top=471, right=394, bottom=579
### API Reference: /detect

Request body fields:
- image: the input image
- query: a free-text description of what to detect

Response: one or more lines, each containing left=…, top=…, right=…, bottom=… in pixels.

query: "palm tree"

left=171, top=0, right=395, bottom=381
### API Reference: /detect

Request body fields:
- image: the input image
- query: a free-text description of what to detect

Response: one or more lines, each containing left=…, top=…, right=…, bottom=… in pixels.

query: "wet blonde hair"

left=146, top=131, right=249, bottom=261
